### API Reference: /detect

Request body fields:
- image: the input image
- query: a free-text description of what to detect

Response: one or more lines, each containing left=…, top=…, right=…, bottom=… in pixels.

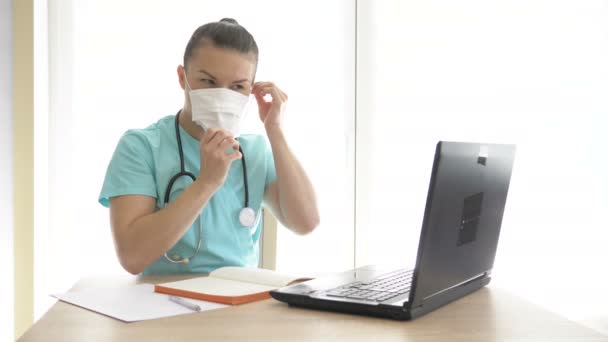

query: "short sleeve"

left=98, top=132, right=157, bottom=207
left=264, top=138, right=277, bottom=187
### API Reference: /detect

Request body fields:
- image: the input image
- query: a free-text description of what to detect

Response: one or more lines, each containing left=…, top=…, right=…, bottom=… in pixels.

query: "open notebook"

left=154, top=267, right=311, bottom=305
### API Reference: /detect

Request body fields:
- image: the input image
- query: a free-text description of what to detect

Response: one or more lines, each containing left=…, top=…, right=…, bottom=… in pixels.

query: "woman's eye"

left=201, top=79, right=215, bottom=85
left=231, top=84, right=245, bottom=90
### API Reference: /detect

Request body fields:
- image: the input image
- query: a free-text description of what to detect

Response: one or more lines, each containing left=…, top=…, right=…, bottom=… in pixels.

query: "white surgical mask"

left=184, top=74, right=250, bottom=137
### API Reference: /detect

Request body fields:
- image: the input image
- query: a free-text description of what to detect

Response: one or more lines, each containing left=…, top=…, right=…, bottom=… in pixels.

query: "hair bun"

left=219, top=18, right=239, bottom=25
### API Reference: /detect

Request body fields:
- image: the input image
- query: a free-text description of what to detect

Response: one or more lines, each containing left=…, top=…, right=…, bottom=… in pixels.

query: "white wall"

left=0, top=0, right=15, bottom=340
left=356, top=0, right=608, bottom=330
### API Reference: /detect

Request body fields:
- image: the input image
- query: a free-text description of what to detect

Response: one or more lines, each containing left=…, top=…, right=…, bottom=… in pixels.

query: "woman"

left=99, top=18, right=319, bottom=275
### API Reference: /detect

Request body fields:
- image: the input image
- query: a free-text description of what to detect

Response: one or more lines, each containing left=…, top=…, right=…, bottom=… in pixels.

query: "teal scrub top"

left=99, top=115, right=277, bottom=275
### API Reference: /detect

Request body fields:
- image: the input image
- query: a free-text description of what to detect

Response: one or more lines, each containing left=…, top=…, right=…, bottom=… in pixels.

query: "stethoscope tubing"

left=162, top=111, right=254, bottom=264
left=167, top=111, right=249, bottom=208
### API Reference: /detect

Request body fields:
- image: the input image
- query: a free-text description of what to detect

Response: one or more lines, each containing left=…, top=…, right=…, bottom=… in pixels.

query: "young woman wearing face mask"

left=99, top=18, right=319, bottom=275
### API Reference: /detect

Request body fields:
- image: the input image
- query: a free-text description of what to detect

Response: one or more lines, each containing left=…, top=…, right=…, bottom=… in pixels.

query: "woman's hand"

left=198, top=128, right=242, bottom=190
left=252, top=82, right=288, bottom=132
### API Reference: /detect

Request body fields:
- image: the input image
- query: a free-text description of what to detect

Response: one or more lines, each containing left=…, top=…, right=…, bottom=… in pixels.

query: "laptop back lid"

left=409, top=142, right=516, bottom=310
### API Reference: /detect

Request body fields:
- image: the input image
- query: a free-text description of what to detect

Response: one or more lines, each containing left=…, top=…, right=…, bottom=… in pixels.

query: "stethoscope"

left=163, top=111, right=256, bottom=264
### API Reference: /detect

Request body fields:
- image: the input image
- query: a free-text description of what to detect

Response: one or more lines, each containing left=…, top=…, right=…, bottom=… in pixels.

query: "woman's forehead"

left=188, top=44, right=256, bottom=80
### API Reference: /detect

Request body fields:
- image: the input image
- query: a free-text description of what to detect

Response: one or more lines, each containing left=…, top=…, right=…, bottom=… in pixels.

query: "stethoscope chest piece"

left=239, top=207, right=257, bottom=227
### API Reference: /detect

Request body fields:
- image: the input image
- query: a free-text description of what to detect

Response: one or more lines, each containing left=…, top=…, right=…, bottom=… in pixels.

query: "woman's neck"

left=178, top=107, right=205, bottom=141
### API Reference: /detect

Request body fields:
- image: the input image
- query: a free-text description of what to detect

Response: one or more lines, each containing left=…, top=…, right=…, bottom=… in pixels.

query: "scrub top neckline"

left=177, top=116, right=202, bottom=148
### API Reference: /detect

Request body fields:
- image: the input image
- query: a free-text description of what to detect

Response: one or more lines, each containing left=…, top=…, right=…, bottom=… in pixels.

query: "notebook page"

left=210, top=267, right=306, bottom=287
left=159, top=276, right=276, bottom=296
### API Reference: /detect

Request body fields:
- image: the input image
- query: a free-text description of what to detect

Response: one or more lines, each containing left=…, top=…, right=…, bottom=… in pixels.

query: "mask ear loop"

left=183, top=68, right=192, bottom=91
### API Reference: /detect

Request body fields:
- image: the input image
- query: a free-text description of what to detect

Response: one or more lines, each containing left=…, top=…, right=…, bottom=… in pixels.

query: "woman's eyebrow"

left=198, top=70, right=249, bottom=84
left=198, top=70, right=217, bottom=79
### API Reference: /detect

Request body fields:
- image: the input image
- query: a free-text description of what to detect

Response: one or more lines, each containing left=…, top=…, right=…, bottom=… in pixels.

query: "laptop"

left=270, top=141, right=516, bottom=320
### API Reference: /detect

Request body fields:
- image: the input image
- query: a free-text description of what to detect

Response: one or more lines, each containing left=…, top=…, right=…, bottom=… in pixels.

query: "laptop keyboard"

left=324, top=269, right=413, bottom=302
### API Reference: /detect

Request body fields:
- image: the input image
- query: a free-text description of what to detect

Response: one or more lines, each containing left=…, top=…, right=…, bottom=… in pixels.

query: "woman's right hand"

left=197, top=128, right=242, bottom=191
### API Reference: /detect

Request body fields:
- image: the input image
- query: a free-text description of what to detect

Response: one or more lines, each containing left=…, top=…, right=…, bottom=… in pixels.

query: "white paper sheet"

left=52, top=283, right=228, bottom=322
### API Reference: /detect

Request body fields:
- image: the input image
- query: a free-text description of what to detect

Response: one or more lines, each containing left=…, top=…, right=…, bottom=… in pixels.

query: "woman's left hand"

left=252, top=82, right=288, bottom=131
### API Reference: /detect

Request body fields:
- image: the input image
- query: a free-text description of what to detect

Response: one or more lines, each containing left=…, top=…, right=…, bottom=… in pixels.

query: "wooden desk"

left=18, top=275, right=607, bottom=342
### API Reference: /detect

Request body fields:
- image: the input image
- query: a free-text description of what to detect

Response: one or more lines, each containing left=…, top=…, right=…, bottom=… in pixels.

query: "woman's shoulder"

left=238, top=134, right=269, bottom=150
left=119, top=115, right=175, bottom=148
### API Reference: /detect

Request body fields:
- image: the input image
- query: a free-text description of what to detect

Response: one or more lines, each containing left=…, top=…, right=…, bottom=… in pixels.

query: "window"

left=39, top=0, right=608, bottom=329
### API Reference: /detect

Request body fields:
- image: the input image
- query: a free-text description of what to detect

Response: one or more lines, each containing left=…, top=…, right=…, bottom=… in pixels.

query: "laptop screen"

left=410, top=142, right=516, bottom=308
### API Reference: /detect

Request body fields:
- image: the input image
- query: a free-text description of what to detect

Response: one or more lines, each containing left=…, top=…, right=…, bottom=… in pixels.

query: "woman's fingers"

left=253, top=81, right=273, bottom=92
left=219, top=136, right=239, bottom=152
left=227, top=150, right=242, bottom=162
left=205, top=129, right=230, bottom=147
left=202, top=128, right=223, bottom=144
left=255, top=85, right=287, bottom=104
left=279, top=88, right=288, bottom=101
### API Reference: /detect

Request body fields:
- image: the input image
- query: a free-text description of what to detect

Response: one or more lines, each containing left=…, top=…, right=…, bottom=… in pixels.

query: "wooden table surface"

left=18, top=275, right=608, bottom=342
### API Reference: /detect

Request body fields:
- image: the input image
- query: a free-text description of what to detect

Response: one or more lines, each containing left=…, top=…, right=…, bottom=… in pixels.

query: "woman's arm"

left=263, top=128, right=320, bottom=235
left=253, top=81, right=320, bottom=235
left=109, top=179, right=215, bottom=275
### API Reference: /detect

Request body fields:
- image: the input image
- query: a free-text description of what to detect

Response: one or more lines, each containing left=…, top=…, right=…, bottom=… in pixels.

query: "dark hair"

left=183, top=18, right=259, bottom=69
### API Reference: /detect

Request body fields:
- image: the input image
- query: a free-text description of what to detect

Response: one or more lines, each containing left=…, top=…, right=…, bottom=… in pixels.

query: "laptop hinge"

left=405, top=271, right=489, bottom=309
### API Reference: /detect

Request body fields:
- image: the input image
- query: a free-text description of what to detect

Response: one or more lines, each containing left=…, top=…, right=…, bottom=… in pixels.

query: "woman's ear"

left=177, top=65, right=186, bottom=90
